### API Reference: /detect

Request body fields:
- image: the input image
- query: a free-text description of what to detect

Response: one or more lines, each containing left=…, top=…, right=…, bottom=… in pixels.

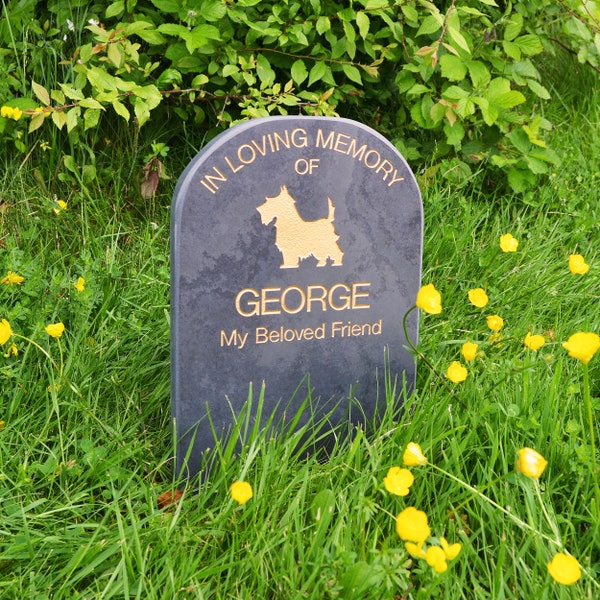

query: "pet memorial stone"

left=171, top=116, right=422, bottom=477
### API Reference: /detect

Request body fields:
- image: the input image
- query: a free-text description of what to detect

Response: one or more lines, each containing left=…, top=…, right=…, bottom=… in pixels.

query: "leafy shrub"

left=0, top=0, right=599, bottom=193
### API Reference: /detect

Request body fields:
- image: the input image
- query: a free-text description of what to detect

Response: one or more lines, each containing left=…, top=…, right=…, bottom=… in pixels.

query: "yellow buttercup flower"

left=468, top=288, right=489, bottom=308
left=405, top=541, right=426, bottom=559
left=446, top=361, right=468, bottom=383
left=45, top=322, right=65, bottom=338
left=547, top=552, right=581, bottom=585
left=562, top=332, right=600, bottom=365
left=74, top=277, right=85, bottom=292
left=415, top=283, right=442, bottom=315
left=230, top=480, right=253, bottom=504
left=383, top=466, right=414, bottom=496
left=499, top=233, right=518, bottom=252
left=0, top=420, right=5, bottom=430
left=1, top=270, right=24, bottom=285
left=426, top=545, right=448, bottom=573
left=461, top=342, right=479, bottom=362
left=568, top=254, right=589, bottom=275
left=54, top=199, right=67, bottom=214
left=516, top=447, right=547, bottom=479
left=4, top=343, right=18, bottom=357
left=524, top=332, right=545, bottom=351
left=1, top=105, right=22, bottom=120
left=403, top=442, right=428, bottom=467
left=440, top=537, right=462, bottom=560
left=486, top=315, right=504, bottom=332
left=396, top=507, right=431, bottom=543
left=0, top=319, right=13, bottom=345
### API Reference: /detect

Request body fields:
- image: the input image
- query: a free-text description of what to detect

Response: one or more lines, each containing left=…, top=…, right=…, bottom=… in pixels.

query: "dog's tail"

left=327, top=197, right=335, bottom=222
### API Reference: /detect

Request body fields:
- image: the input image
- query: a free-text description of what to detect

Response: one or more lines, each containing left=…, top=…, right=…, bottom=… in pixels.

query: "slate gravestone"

left=171, top=116, right=422, bottom=477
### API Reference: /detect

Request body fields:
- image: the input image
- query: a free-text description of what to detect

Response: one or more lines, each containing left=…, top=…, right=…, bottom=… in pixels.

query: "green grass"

left=1, top=60, right=600, bottom=598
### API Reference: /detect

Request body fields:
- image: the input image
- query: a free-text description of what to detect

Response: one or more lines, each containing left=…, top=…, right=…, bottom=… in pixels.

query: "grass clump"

left=1, top=57, right=599, bottom=598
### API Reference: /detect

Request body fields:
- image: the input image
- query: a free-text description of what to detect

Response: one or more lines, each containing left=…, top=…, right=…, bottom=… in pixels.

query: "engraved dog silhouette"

left=257, top=185, right=344, bottom=268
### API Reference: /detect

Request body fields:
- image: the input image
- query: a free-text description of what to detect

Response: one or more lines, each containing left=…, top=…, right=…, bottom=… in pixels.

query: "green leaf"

left=507, top=128, right=531, bottom=154
left=78, top=98, right=104, bottom=110
left=84, top=108, right=101, bottom=130
left=28, top=111, right=46, bottom=133
left=429, top=101, right=446, bottom=125
left=291, top=60, right=308, bottom=85
left=32, top=81, right=50, bottom=106
left=337, top=7, right=355, bottom=22
left=401, top=4, right=419, bottom=22
left=341, top=562, right=377, bottom=599
left=156, top=68, right=182, bottom=88
left=496, top=90, right=526, bottom=109
left=191, top=74, right=209, bottom=86
left=51, top=89, right=66, bottom=104
left=82, top=165, right=97, bottom=185
left=256, top=54, right=275, bottom=85
left=201, top=0, right=227, bottom=22
left=134, top=98, right=151, bottom=127
left=513, top=59, right=540, bottom=80
left=308, top=61, right=327, bottom=86
left=502, top=41, right=521, bottom=61
left=524, top=154, right=549, bottom=174
left=157, top=23, right=191, bottom=38
left=530, top=147, right=560, bottom=164
left=87, top=66, right=117, bottom=92
left=515, top=34, right=543, bottom=56
left=448, top=26, right=471, bottom=55
left=504, top=13, right=523, bottom=42
left=356, top=12, right=370, bottom=39
left=474, top=96, right=498, bottom=126
left=222, top=64, right=239, bottom=77
left=316, top=16, right=330, bottom=34
left=406, top=83, right=430, bottom=96
left=486, top=77, right=525, bottom=108
left=344, top=36, right=357, bottom=60
left=123, top=21, right=154, bottom=36
left=107, top=43, right=122, bottom=68
left=311, top=489, right=335, bottom=530
left=416, top=15, right=442, bottom=37
left=342, top=19, right=356, bottom=44
left=444, top=120, right=465, bottom=146
left=526, top=79, right=551, bottom=100
left=105, top=1, right=124, bottom=19
left=342, top=63, right=362, bottom=84
left=507, top=167, right=536, bottom=192
left=467, top=61, right=490, bottom=87
left=135, top=29, right=167, bottom=45
left=51, top=110, right=68, bottom=130
left=442, top=85, right=470, bottom=100
left=440, top=55, right=467, bottom=81
left=59, top=84, right=85, bottom=101
left=149, top=0, right=180, bottom=12
left=186, top=24, right=221, bottom=52
left=112, top=99, right=130, bottom=121
left=66, top=106, right=81, bottom=133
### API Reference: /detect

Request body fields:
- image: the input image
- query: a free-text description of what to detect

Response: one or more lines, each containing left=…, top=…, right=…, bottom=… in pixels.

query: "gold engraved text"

left=235, top=282, right=371, bottom=317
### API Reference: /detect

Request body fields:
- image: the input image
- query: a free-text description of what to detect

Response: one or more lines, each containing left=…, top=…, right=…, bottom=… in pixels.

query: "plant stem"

left=583, top=363, right=600, bottom=519
left=430, top=463, right=560, bottom=547
left=402, top=305, right=466, bottom=408
left=533, top=480, right=562, bottom=546
left=14, top=334, right=81, bottom=396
